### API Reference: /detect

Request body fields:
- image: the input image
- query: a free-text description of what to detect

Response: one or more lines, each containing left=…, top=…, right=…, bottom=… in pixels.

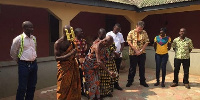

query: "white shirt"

left=106, top=31, right=125, bottom=57
left=10, top=32, right=37, bottom=61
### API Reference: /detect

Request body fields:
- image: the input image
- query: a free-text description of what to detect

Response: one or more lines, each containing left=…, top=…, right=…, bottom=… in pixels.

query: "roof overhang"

left=50, top=0, right=139, bottom=11
left=140, top=0, right=200, bottom=12
left=50, top=0, right=200, bottom=12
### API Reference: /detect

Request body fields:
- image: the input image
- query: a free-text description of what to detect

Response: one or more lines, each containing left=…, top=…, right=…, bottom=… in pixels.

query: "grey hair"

left=137, top=21, right=145, bottom=28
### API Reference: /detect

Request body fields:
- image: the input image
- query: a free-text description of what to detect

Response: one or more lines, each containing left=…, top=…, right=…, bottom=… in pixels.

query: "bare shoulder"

left=55, top=38, right=62, bottom=45
left=54, top=38, right=62, bottom=49
left=91, top=42, right=99, bottom=53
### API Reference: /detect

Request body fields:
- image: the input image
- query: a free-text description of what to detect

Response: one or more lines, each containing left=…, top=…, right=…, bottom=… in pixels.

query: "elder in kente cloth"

left=83, top=35, right=116, bottom=100
left=106, top=23, right=125, bottom=90
left=96, top=28, right=118, bottom=98
left=54, top=25, right=81, bottom=100
left=73, top=28, right=88, bottom=95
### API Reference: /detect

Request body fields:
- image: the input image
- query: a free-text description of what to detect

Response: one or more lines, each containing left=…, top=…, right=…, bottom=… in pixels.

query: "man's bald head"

left=106, top=35, right=113, bottom=43
left=22, top=21, right=34, bottom=35
left=102, top=35, right=113, bottom=47
left=63, top=25, right=71, bottom=33
left=98, top=28, right=106, bottom=40
left=22, top=21, right=33, bottom=29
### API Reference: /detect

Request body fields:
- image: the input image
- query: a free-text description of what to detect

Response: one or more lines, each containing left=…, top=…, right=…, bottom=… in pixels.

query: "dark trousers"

left=173, top=58, right=190, bottom=84
left=79, top=68, right=84, bottom=93
left=114, top=57, right=122, bottom=86
left=16, top=60, right=38, bottom=100
left=155, top=53, right=168, bottom=83
left=127, top=54, right=146, bottom=83
left=114, top=57, right=122, bottom=74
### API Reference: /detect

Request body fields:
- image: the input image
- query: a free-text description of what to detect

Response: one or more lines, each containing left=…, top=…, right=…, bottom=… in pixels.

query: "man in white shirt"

left=106, top=23, right=125, bottom=90
left=10, top=21, right=38, bottom=100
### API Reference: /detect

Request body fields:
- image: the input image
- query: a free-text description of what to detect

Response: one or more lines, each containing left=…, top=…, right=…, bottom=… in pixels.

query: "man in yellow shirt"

left=170, top=28, right=194, bottom=89
left=126, top=21, right=150, bottom=87
left=153, top=27, right=171, bottom=87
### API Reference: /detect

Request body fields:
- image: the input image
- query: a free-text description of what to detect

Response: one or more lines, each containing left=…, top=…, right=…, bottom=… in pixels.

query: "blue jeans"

left=16, top=60, right=38, bottom=100
left=155, top=53, right=168, bottom=83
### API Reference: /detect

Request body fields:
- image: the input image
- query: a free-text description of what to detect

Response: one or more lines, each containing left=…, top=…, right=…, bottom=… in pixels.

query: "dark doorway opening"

left=105, top=15, right=117, bottom=32
left=49, top=13, right=59, bottom=56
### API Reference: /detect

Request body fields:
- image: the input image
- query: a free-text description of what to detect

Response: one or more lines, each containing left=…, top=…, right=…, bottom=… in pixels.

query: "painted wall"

left=0, top=5, right=50, bottom=61
left=71, top=12, right=106, bottom=43
left=143, top=10, right=200, bottom=48
left=0, top=0, right=138, bottom=38
left=1, top=0, right=200, bottom=98
left=0, top=57, right=57, bottom=99
left=1, top=0, right=200, bottom=42
left=71, top=12, right=130, bottom=44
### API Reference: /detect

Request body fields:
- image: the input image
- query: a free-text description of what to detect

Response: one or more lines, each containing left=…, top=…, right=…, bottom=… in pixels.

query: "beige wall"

left=122, top=46, right=200, bottom=76
left=145, top=46, right=200, bottom=75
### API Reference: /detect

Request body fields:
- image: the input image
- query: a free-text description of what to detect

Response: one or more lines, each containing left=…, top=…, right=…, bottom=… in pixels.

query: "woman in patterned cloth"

left=82, top=35, right=116, bottom=100
left=95, top=28, right=118, bottom=98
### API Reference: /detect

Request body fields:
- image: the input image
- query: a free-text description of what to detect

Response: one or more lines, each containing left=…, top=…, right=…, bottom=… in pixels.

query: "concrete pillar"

left=124, top=13, right=149, bottom=30
left=47, top=7, right=80, bottom=37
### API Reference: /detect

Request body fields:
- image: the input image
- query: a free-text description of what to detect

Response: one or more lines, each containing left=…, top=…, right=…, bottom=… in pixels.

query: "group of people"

left=10, top=20, right=193, bottom=100
left=54, top=23, right=125, bottom=100
left=126, top=21, right=193, bottom=90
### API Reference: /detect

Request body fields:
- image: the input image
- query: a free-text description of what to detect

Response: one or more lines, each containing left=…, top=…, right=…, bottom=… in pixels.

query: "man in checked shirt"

left=170, top=28, right=194, bottom=89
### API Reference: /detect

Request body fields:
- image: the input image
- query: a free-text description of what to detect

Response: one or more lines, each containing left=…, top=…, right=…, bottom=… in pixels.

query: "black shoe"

left=126, top=82, right=132, bottom=87
left=81, top=92, right=85, bottom=95
left=154, top=82, right=160, bottom=86
left=170, top=83, right=178, bottom=87
left=107, top=93, right=113, bottom=97
left=114, top=85, right=123, bottom=90
left=100, top=95, right=105, bottom=98
left=100, top=97, right=104, bottom=100
left=81, top=92, right=88, bottom=97
left=140, top=82, right=149, bottom=87
left=161, top=83, right=165, bottom=87
left=111, top=89, right=113, bottom=92
left=185, top=84, right=191, bottom=89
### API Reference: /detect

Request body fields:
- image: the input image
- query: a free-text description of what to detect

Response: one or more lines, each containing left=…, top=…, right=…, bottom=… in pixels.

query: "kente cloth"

left=100, top=43, right=118, bottom=96
left=82, top=40, right=109, bottom=100
left=156, top=35, right=169, bottom=46
left=56, top=43, right=81, bottom=100
left=73, top=38, right=87, bottom=59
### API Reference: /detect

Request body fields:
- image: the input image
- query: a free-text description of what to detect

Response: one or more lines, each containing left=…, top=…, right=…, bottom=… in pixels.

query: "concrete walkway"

left=1, top=68, right=200, bottom=100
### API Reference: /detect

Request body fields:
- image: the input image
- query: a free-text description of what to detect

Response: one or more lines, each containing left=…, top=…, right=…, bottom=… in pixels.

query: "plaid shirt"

left=127, top=29, right=150, bottom=55
left=73, top=38, right=87, bottom=59
left=171, top=37, right=194, bottom=59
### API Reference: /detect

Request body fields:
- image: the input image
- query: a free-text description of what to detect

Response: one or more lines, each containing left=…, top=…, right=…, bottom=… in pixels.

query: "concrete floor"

left=1, top=68, right=200, bottom=100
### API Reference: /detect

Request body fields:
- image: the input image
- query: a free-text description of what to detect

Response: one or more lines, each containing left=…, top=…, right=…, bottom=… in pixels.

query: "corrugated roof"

left=105, top=0, right=193, bottom=8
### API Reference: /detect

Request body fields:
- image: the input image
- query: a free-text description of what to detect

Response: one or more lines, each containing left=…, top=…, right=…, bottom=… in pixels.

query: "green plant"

left=122, top=46, right=129, bottom=60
